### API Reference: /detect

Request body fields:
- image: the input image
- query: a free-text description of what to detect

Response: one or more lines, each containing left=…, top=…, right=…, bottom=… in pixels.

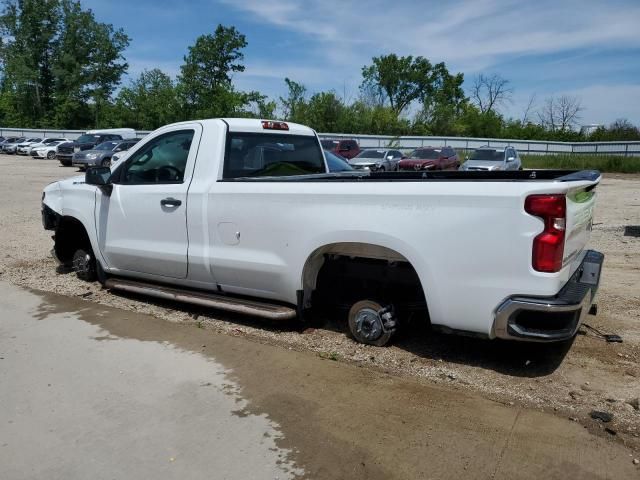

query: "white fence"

left=2, top=126, right=639, bottom=156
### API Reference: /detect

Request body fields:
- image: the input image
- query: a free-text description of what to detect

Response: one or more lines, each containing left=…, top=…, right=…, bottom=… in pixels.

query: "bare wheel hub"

left=354, top=307, right=383, bottom=341
left=73, top=252, right=92, bottom=276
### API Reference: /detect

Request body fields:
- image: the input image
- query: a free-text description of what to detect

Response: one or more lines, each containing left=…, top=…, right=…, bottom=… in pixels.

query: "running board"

left=104, top=278, right=297, bottom=321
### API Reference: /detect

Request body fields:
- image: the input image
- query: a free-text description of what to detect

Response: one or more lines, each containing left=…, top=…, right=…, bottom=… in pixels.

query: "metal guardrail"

left=1, top=126, right=639, bottom=156
left=316, top=133, right=640, bottom=156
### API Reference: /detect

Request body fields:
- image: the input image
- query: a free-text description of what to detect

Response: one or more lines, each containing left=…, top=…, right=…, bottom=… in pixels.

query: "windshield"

left=224, top=133, right=325, bottom=178
left=76, top=134, right=99, bottom=143
left=410, top=149, right=440, bottom=159
left=470, top=149, right=504, bottom=161
left=95, top=141, right=118, bottom=151
left=355, top=150, right=385, bottom=159
left=325, top=151, right=354, bottom=172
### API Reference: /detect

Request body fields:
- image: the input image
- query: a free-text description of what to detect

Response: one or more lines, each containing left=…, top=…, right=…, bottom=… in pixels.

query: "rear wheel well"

left=54, top=217, right=93, bottom=266
left=302, top=243, right=428, bottom=320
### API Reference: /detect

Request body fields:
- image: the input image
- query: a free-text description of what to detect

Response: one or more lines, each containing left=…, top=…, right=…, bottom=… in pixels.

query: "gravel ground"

left=1, top=154, right=638, bottom=450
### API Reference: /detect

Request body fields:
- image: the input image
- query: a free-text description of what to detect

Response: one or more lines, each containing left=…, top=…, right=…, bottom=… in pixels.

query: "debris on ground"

left=625, top=398, right=639, bottom=411
left=590, top=410, right=613, bottom=423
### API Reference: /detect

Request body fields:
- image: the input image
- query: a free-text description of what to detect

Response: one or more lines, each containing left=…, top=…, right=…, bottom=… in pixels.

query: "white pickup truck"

left=41, top=118, right=603, bottom=346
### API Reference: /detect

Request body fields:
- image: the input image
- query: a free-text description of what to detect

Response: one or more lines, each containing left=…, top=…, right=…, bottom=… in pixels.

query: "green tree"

left=0, top=0, right=60, bottom=126
left=416, top=64, right=466, bottom=135
left=304, top=91, right=346, bottom=132
left=178, top=24, right=249, bottom=119
left=361, top=54, right=434, bottom=115
left=52, top=0, right=129, bottom=128
left=589, top=119, right=640, bottom=141
left=279, top=77, right=307, bottom=123
left=455, top=104, right=503, bottom=138
left=113, top=69, right=180, bottom=129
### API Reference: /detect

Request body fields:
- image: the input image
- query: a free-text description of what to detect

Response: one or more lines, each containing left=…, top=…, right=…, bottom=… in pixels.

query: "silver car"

left=72, top=139, right=139, bottom=169
left=349, top=149, right=404, bottom=171
left=460, top=146, right=522, bottom=171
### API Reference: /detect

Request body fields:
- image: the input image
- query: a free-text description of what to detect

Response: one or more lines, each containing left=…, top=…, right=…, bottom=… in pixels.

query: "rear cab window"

left=223, top=133, right=326, bottom=179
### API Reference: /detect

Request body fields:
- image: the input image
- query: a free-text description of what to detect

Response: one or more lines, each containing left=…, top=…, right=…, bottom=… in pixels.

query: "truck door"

left=95, top=124, right=202, bottom=279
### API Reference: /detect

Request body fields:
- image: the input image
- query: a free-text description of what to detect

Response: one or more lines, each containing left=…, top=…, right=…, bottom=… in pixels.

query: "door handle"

left=160, top=197, right=182, bottom=207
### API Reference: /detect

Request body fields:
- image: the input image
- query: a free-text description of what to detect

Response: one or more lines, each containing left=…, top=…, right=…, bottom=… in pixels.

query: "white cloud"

left=221, top=0, right=640, bottom=73
left=504, top=84, right=640, bottom=125
left=222, top=0, right=640, bottom=123
left=560, top=84, right=640, bottom=125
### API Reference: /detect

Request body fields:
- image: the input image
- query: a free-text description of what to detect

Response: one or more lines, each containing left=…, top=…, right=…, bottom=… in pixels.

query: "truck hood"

left=463, top=160, right=504, bottom=171
left=349, top=160, right=380, bottom=168
left=73, top=149, right=106, bottom=159
left=398, top=159, right=436, bottom=170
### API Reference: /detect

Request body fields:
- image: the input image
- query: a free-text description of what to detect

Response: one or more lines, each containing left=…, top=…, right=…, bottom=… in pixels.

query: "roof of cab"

left=221, top=118, right=315, bottom=136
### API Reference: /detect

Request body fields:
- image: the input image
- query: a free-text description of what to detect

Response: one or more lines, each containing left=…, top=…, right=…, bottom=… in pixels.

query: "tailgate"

left=564, top=184, right=597, bottom=267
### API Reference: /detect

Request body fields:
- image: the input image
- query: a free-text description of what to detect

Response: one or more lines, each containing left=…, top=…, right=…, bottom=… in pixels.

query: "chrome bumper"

left=493, top=250, right=604, bottom=342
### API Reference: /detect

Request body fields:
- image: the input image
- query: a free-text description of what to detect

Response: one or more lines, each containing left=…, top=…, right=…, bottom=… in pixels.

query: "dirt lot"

left=1, top=154, right=638, bottom=450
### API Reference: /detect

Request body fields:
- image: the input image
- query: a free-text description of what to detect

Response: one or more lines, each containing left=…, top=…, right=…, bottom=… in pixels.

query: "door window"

left=117, top=130, right=194, bottom=185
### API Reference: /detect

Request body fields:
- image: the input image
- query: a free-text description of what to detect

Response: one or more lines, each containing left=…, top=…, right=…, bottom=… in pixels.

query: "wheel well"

left=302, top=243, right=428, bottom=318
left=54, top=217, right=92, bottom=265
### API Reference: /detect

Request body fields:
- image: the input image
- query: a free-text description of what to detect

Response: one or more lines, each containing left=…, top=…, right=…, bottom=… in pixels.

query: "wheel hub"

left=354, top=307, right=383, bottom=341
left=73, top=253, right=91, bottom=275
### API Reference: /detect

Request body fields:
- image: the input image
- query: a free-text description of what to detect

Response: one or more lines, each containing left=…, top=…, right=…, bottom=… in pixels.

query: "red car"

left=320, top=139, right=361, bottom=160
left=398, top=146, right=460, bottom=171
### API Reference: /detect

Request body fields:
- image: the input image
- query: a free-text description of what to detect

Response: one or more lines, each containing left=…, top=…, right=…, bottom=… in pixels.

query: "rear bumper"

left=493, top=250, right=604, bottom=342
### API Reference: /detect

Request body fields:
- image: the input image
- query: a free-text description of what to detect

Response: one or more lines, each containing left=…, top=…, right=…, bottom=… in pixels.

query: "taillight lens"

left=261, top=120, right=289, bottom=130
left=525, top=194, right=566, bottom=273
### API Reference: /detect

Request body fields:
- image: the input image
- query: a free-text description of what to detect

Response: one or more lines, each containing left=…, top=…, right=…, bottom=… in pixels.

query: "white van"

left=84, top=128, right=136, bottom=139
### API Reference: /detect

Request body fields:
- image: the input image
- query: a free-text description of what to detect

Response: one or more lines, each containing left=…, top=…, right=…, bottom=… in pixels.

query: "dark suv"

left=57, top=133, right=125, bottom=166
left=320, top=139, right=361, bottom=160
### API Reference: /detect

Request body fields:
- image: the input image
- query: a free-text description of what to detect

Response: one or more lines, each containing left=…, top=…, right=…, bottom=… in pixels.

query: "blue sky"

left=84, top=0, right=640, bottom=125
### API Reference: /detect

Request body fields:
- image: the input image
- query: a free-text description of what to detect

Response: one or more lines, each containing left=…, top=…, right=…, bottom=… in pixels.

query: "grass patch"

left=318, top=351, right=340, bottom=361
left=521, top=155, right=640, bottom=173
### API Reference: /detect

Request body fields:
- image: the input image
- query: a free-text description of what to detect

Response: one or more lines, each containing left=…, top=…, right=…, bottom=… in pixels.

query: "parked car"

left=24, top=137, right=70, bottom=156
left=31, top=140, right=71, bottom=160
left=42, top=118, right=602, bottom=348
left=56, top=128, right=136, bottom=166
left=398, top=146, right=460, bottom=171
left=349, top=149, right=404, bottom=171
left=6, top=137, right=38, bottom=154
left=320, top=139, right=361, bottom=159
left=324, top=150, right=354, bottom=172
left=2, top=137, right=26, bottom=154
left=72, top=139, right=140, bottom=169
left=459, top=146, right=522, bottom=171
left=16, top=137, right=43, bottom=155
left=0, top=136, right=20, bottom=151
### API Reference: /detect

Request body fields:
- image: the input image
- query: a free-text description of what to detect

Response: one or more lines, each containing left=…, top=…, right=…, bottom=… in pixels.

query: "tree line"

left=1, top=0, right=638, bottom=142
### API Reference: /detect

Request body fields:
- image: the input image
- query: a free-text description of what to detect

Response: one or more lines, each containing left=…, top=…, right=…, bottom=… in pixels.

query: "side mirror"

left=387, top=155, right=393, bottom=160
left=507, top=157, right=515, bottom=162
left=86, top=166, right=113, bottom=195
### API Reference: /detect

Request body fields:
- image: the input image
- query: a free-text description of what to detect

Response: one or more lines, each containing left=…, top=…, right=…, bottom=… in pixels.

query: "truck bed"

left=221, top=169, right=601, bottom=183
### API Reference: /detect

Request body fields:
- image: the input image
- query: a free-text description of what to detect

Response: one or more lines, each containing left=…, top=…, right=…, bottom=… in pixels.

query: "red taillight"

left=525, top=194, right=566, bottom=273
left=261, top=120, right=289, bottom=131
